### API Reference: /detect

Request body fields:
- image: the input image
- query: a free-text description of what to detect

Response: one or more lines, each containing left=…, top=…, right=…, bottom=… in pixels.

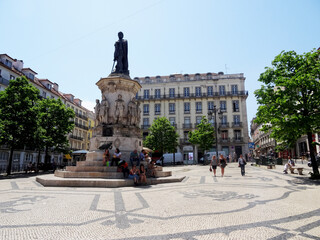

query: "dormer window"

left=28, top=73, right=34, bottom=80
left=195, top=73, right=201, bottom=80
left=47, top=83, right=52, bottom=90
left=5, top=59, right=12, bottom=68
left=145, top=76, right=151, bottom=83
left=184, top=74, right=190, bottom=81
left=169, top=75, right=176, bottom=81
left=206, top=73, right=212, bottom=80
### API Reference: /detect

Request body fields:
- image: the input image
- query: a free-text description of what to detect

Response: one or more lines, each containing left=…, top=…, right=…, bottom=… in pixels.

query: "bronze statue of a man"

left=113, top=32, right=129, bottom=75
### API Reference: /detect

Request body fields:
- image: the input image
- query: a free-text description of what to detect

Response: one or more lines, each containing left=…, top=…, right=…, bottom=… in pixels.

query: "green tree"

left=188, top=116, right=215, bottom=164
left=144, top=117, right=179, bottom=164
left=254, top=49, right=320, bottom=174
left=0, top=77, right=40, bottom=175
left=35, top=98, right=75, bottom=166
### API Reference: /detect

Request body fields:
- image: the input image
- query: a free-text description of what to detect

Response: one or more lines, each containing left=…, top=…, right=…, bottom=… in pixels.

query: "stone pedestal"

left=89, top=73, right=143, bottom=160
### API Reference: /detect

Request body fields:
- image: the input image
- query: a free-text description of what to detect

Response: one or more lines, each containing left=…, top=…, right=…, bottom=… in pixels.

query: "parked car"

left=156, top=153, right=184, bottom=165
left=199, top=151, right=227, bottom=164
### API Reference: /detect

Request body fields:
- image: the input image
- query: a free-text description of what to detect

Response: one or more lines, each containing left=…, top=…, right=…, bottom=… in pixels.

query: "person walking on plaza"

left=219, top=154, right=227, bottom=177
left=210, top=155, right=218, bottom=177
left=238, top=154, right=246, bottom=176
left=130, top=149, right=140, bottom=167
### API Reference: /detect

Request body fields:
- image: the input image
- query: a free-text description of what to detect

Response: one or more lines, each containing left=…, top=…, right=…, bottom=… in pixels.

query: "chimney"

left=53, top=83, right=59, bottom=91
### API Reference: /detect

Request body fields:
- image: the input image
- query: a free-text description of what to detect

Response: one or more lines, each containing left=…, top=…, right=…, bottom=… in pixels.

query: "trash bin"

left=276, top=158, right=283, bottom=165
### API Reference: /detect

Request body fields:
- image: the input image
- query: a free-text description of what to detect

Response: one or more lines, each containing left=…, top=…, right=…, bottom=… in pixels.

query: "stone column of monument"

left=87, top=32, right=142, bottom=162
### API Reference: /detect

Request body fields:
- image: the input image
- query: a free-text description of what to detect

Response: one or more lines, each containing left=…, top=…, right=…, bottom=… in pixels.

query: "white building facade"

left=135, top=72, right=249, bottom=162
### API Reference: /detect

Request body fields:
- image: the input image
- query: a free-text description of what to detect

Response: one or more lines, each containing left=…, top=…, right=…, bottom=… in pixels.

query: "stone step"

left=66, top=166, right=117, bottom=172
left=155, top=171, right=172, bottom=177
left=36, top=175, right=186, bottom=188
left=55, top=170, right=123, bottom=179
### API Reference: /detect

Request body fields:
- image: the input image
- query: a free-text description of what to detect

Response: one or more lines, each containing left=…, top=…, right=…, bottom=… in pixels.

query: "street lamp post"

left=208, top=106, right=223, bottom=160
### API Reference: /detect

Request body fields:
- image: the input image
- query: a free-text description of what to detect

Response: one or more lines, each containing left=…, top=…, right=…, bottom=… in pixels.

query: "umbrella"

left=72, top=150, right=89, bottom=154
left=99, top=143, right=113, bottom=150
left=142, top=147, right=153, bottom=153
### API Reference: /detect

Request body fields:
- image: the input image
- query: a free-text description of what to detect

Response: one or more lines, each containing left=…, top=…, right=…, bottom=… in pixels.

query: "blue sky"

left=1, top=0, right=319, bottom=133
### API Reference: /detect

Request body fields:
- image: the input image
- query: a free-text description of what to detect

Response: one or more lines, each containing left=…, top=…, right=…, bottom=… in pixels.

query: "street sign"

left=248, top=142, right=255, bottom=149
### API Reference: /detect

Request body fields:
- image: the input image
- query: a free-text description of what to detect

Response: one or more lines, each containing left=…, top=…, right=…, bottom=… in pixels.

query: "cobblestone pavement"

left=0, top=163, right=319, bottom=240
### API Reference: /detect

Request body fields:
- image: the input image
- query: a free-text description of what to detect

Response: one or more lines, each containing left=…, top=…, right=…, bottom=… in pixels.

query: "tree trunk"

left=6, top=147, right=14, bottom=175
left=307, top=132, right=319, bottom=175
left=37, top=148, right=41, bottom=172
left=173, top=152, right=175, bottom=165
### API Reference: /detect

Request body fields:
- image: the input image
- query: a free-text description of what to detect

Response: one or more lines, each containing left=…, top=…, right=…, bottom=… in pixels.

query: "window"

left=42, top=91, right=47, bottom=98
left=143, top=89, right=150, bottom=99
left=196, top=116, right=202, bottom=124
left=0, top=152, right=9, bottom=161
left=220, top=101, right=227, bottom=111
left=184, top=102, right=190, bottom=113
left=47, top=83, right=51, bottom=89
left=13, top=153, right=20, bottom=161
left=196, top=102, right=202, bottom=113
left=10, top=75, right=15, bottom=80
left=208, top=101, right=214, bottom=111
left=169, top=88, right=175, bottom=97
left=231, top=85, right=238, bottom=94
left=184, top=87, right=190, bottom=97
left=207, top=73, right=212, bottom=80
left=184, top=75, right=190, bottom=81
left=195, top=87, right=201, bottom=97
left=5, top=59, right=12, bottom=68
left=233, top=115, right=240, bottom=125
left=25, top=153, right=33, bottom=162
left=143, top=118, right=149, bottom=126
left=184, top=117, right=191, bottom=128
left=221, top=130, right=228, bottom=139
left=233, top=100, right=239, bottom=112
left=169, top=117, right=175, bottom=126
left=169, top=103, right=175, bottom=114
left=234, top=130, right=241, bottom=140
left=143, top=104, right=149, bottom=115
left=195, top=74, right=201, bottom=80
left=154, top=104, right=161, bottom=115
left=155, top=89, right=161, bottom=98
left=207, top=86, right=213, bottom=96
left=221, top=115, right=227, bottom=124
left=28, top=73, right=34, bottom=80
left=219, top=85, right=226, bottom=95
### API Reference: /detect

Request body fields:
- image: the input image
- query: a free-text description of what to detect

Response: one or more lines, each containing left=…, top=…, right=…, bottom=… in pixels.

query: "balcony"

left=75, top=112, right=88, bottom=120
left=74, top=122, right=89, bottom=130
left=219, top=122, right=229, bottom=128
left=232, top=122, right=243, bottom=128
left=70, top=134, right=84, bottom=141
left=232, top=137, right=243, bottom=143
left=180, top=138, right=190, bottom=144
left=141, top=125, right=150, bottom=130
left=183, top=123, right=193, bottom=129
left=0, top=76, right=10, bottom=86
left=135, top=90, right=249, bottom=101
left=219, top=137, right=230, bottom=143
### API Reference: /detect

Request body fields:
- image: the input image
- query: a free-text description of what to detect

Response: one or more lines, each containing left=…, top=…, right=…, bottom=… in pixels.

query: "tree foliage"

left=0, top=77, right=40, bottom=175
left=254, top=49, right=320, bottom=174
left=35, top=98, right=75, bottom=163
left=144, top=117, right=179, bottom=155
left=188, top=116, right=215, bottom=154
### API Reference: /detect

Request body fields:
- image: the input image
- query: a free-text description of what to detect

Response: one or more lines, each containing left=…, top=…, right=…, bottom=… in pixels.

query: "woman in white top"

left=111, top=148, right=122, bottom=166
left=238, top=154, right=246, bottom=176
left=210, top=155, right=218, bottom=177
